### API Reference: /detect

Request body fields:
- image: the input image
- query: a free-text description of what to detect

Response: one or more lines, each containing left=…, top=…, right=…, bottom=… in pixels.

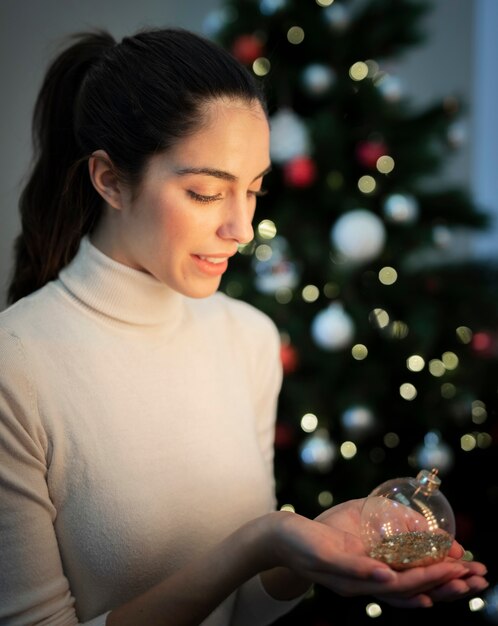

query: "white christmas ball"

left=254, top=263, right=299, bottom=294
left=340, top=406, right=376, bottom=439
left=323, top=3, right=351, bottom=31
left=259, top=0, right=287, bottom=15
left=302, top=64, right=335, bottom=96
left=484, top=585, right=498, bottom=624
left=202, top=7, right=236, bottom=37
left=376, top=74, right=403, bottom=103
left=433, top=225, right=452, bottom=248
left=413, top=431, right=454, bottom=474
left=269, top=108, right=311, bottom=164
left=311, top=302, right=354, bottom=350
left=331, top=209, right=386, bottom=263
left=383, top=193, right=419, bottom=224
left=253, top=235, right=300, bottom=294
left=447, top=121, right=467, bottom=148
left=299, top=428, right=337, bottom=473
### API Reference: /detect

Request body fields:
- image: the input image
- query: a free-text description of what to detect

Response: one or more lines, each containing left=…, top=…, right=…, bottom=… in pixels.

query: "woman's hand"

left=261, top=498, right=488, bottom=608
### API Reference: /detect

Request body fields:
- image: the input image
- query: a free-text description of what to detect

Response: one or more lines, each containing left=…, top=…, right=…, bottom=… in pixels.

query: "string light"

left=460, top=434, right=477, bottom=452
left=428, top=359, right=445, bottom=377
left=352, top=344, right=368, bottom=360
left=318, top=490, right=334, bottom=507
left=365, top=59, right=379, bottom=77
left=287, top=26, right=305, bottom=44
left=257, top=219, right=277, bottom=239
left=302, top=284, right=320, bottom=302
left=384, top=432, right=400, bottom=448
left=369, top=308, right=389, bottom=329
left=252, top=57, right=271, bottom=76
left=469, top=597, right=485, bottom=612
left=366, top=603, right=383, bottom=618
left=376, top=155, right=395, bottom=173
left=301, top=413, right=318, bottom=433
left=340, top=441, right=357, bottom=459
left=472, top=401, right=487, bottom=423
left=358, top=175, right=376, bottom=193
left=379, top=266, right=398, bottom=285
left=456, top=326, right=473, bottom=343
left=441, top=351, right=459, bottom=370
left=237, top=240, right=255, bottom=255
left=323, top=282, right=340, bottom=298
left=407, top=355, right=425, bottom=372
left=388, top=320, right=409, bottom=339
left=224, top=280, right=243, bottom=298
left=280, top=503, right=296, bottom=512
left=477, top=433, right=492, bottom=448
left=275, top=287, right=293, bottom=304
left=255, top=243, right=272, bottom=261
left=400, top=383, right=417, bottom=400
left=441, top=383, right=456, bottom=399
left=349, top=61, right=369, bottom=81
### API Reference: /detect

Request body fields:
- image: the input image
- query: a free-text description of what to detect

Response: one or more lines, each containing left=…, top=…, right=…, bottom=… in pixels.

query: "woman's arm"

left=106, top=515, right=272, bottom=626
left=107, top=504, right=488, bottom=625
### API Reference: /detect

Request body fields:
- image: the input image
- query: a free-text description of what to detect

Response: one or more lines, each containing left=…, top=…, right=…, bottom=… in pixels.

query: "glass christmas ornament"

left=360, top=469, right=455, bottom=570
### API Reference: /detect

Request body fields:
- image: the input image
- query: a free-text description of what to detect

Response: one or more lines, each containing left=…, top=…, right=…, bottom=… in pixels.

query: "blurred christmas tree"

left=204, top=0, right=498, bottom=623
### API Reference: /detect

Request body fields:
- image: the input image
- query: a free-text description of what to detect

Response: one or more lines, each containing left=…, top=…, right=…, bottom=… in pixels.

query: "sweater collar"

left=58, top=236, right=185, bottom=326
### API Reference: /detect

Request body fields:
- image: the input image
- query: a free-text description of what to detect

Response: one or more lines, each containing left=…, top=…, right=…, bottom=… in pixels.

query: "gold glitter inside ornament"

left=360, top=469, right=456, bottom=570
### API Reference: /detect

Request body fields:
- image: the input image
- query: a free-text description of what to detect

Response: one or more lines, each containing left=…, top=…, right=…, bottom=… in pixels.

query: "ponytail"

left=8, top=31, right=115, bottom=304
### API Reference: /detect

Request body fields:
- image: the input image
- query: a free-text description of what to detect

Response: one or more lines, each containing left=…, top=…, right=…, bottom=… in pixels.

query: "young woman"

left=0, top=27, right=488, bottom=626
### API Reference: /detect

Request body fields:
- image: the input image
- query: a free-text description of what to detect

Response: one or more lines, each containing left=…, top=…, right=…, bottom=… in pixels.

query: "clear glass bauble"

left=360, top=469, right=456, bottom=570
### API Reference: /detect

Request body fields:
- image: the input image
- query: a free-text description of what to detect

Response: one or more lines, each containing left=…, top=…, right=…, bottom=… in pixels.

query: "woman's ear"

left=88, top=150, right=124, bottom=210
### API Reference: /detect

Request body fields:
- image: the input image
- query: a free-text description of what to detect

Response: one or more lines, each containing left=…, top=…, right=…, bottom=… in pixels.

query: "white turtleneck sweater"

left=0, top=238, right=301, bottom=625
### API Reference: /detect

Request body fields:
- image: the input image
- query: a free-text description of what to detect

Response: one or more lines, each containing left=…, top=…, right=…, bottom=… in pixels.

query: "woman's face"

left=95, top=98, right=271, bottom=299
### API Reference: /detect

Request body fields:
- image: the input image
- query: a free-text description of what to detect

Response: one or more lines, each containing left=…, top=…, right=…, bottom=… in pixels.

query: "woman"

left=0, top=27, right=488, bottom=626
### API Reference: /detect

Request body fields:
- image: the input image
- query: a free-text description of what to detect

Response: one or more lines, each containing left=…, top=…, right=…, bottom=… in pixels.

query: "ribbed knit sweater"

left=0, top=237, right=300, bottom=625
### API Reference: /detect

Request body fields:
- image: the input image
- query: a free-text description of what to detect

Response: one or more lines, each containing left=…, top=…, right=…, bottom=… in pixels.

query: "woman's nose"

left=217, top=197, right=255, bottom=244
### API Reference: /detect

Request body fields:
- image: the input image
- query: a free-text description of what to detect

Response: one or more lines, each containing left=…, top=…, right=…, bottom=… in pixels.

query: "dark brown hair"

left=8, top=27, right=267, bottom=303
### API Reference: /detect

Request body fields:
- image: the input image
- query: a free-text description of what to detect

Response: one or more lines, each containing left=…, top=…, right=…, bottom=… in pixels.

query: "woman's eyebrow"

left=174, top=165, right=272, bottom=183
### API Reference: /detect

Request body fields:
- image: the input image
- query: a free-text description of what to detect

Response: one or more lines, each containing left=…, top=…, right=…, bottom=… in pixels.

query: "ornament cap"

left=415, top=467, right=441, bottom=495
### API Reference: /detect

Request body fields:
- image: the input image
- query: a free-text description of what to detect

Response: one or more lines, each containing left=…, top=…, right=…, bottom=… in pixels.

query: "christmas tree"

left=204, top=1, right=498, bottom=623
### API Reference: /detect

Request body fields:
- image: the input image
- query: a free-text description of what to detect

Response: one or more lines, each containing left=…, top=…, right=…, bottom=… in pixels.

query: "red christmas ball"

left=355, top=140, right=388, bottom=169
left=471, top=331, right=497, bottom=358
left=283, top=155, right=317, bottom=188
left=274, top=422, right=295, bottom=449
left=231, top=34, right=264, bottom=65
left=280, top=342, right=299, bottom=375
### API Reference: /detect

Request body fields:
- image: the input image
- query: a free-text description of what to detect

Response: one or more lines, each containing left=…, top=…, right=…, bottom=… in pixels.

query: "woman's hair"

left=8, top=27, right=267, bottom=304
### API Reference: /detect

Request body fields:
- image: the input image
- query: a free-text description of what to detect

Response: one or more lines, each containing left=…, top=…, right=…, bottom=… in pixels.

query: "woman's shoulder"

left=0, top=282, right=59, bottom=339
left=189, top=291, right=279, bottom=343
left=204, top=291, right=276, bottom=326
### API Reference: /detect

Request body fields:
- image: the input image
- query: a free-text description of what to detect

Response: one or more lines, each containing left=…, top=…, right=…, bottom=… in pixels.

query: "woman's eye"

left=249, top=188, right=268, bottom=199
left=187, top=190, right=222, bottom=203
